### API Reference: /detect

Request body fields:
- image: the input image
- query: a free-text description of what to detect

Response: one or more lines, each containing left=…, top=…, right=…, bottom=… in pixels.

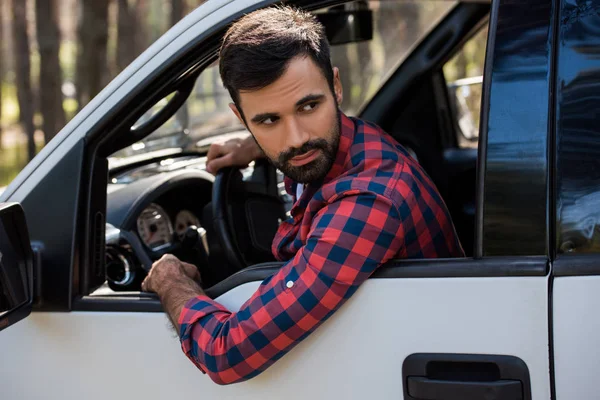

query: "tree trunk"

left=12, top=0, right=36, bottom=160
left=378, top=3, right=420, bottom=73
left=134, top=0, right=149, bottom=55
left=171, top=0, right=184, bottom=26
left=76, top=0, right=110, bottom=111
left=171, top=0, right=189, bottom=129
left=0, top=2, right=4, bottom=150
left=330, top=46, right=353, bottom=112
left=213, top=65, right=226, bottom=109
left=188, top=0, right=205, bottom=9
left=454, top=49, right=468, bottom=81
left=356, top=42, right=371, bottom=107
left=327, top=5, right=353, bottom=112
left=36, top=0, right=65, bottom=144
left=117, top=0, right=136, bottom=72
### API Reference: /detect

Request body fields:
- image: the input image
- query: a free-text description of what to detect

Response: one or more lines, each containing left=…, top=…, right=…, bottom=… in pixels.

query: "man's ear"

left=229, top=103, right=246, bottom=126
left=332, top=67, right=343, bottom=106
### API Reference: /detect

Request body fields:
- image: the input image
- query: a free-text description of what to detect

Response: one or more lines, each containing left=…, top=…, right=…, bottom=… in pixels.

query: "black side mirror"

left=0, top=203, right=34, bottom=333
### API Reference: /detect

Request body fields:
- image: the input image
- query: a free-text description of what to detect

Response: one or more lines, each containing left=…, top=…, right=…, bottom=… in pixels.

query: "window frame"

left=0, top=0, right=559, bottom=314
left=477, top=0, right=557, bottom=258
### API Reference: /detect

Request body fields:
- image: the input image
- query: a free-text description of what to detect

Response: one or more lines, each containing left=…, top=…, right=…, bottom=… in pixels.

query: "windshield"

left=110, top=0, right=456, bottom=160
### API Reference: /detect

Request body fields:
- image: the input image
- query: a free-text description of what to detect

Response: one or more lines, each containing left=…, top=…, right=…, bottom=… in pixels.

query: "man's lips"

left=289, top=149, right=320, bottom=166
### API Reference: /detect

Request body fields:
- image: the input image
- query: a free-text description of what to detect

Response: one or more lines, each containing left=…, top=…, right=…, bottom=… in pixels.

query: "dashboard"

left=103, top=155, right=217, bottom=291
left=100, top=154, right=289, bottom=293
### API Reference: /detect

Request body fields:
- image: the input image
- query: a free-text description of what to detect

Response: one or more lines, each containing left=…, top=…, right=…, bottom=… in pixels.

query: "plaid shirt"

left=178, top=113, right=464, bottom=384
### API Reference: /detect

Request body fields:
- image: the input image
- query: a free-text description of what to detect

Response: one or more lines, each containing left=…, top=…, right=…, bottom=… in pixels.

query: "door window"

left=328, top=0, right=456, bottom=115
left=556, top=15, right=600, bottom=254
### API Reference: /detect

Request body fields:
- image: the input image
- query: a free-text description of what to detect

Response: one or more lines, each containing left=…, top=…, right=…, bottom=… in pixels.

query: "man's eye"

left=301, top=102, right=318, bottom=112
left=262, top=117, right=277, bottom=125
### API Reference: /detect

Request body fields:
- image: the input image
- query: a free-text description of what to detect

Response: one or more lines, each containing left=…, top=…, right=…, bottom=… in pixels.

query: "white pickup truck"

left=0, top=0, right=598, bottom=399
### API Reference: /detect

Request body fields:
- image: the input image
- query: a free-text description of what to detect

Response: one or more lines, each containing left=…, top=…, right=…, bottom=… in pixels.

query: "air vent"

left=93, top=211, right=106, bottom=279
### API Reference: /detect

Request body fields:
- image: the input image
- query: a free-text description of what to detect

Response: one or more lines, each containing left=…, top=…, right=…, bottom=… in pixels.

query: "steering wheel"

left=212, top=162, right=287, bottom=273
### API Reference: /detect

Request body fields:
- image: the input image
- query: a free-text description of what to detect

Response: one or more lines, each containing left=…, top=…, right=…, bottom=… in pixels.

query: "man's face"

left=230, top=56, right=343, bottom=183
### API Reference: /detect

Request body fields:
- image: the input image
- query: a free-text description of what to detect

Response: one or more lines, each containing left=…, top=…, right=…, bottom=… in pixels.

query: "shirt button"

left=286, top=280, right=294, bottom=289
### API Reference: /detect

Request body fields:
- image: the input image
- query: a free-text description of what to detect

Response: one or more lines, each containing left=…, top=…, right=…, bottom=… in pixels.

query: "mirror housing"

left=0, top=202, right=34, bottom=332
left=316, top=5, right=373, bottom=45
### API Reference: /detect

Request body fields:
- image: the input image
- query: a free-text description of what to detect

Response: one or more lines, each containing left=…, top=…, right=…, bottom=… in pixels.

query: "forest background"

left=0, top=0, right=484, bottom=187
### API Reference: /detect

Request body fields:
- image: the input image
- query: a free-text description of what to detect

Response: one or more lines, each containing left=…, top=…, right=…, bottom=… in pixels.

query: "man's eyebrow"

left=250, top=94, right=326, bottom=123
left=250, top=112, right=278, bottom=124
left=295, top=93, right=325, bottom=106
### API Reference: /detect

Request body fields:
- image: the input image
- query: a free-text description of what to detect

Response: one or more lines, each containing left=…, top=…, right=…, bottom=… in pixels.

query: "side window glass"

left=327, top=0, right=457, bottom=116
left=110, top=61, right=243, bottom=160
left=443, top=25, right=488, bottom=148
left=556, top=4, right=600, bottom=255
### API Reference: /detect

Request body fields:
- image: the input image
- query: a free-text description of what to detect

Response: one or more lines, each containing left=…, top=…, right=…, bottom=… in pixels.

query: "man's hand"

left=206, top=135, right=264, bottom=174
left=141, top=254, right=201, bottom=294
left=141, top=254, right=205, bottom=331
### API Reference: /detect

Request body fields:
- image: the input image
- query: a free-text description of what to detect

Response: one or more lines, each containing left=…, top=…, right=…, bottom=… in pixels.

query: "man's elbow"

left=206, top=370, right=248, bottom=386
left=205, top=371, right=230, bottom=386
left=189, top=356, right=258, bottom=385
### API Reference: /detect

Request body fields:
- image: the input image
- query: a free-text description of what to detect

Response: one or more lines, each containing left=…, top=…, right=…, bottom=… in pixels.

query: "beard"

left=263, top=112, right=341, bottom=184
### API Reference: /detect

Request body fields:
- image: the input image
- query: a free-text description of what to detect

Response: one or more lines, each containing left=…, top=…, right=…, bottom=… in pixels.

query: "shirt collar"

left=321, top=111, right=355, bottom=186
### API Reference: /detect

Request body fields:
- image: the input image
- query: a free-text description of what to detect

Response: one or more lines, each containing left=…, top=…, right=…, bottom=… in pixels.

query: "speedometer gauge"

left=175, top=209, right=201, bottom=237
left=136, top=203, right=173, bottom=251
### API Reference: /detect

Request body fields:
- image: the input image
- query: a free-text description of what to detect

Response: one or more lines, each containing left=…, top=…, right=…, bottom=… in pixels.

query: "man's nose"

left=285, top=118, right=309, bottom=149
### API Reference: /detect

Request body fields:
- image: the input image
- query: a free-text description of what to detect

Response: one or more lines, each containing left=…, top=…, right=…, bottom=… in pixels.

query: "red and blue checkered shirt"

left=178, top=113, right=464, bottom=384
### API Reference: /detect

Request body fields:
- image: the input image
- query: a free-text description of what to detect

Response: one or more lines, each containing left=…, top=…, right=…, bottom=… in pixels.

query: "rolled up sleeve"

left=178, top=192, right=403, bottom=385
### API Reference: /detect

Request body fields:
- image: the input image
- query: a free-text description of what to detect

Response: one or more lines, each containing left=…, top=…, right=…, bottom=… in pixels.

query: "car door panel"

left=551, top=1, right=600, bottom=399
left=553, top=275, right=600, bottom=400
left=1, top=271, right=549, bottom=399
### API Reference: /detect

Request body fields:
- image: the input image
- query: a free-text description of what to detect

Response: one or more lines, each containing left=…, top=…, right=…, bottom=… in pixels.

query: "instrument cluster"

left=135, top=203, right=202, bottom=251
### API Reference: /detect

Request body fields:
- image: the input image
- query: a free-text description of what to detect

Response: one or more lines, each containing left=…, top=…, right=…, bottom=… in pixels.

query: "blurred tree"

left=352, top=1, right=372, bottom=109
left=36, top=0, right=65, bottom=143
left=331, top=46, right=352, bottom=111
left=12, top=0, right=36, bottom=160
left=171, top=0, right=184, bottom=23
left=186, top=0, right=203, bottom=9
left=135, top=0, right=150, bottom=55
left=171, top=0, right=189, bottom=129
left=378, top=2, right=420, bottom=73
left=147, top=0, right=167, bottom=44
left=355, top=44, right=372, bottom=108
left=329, top=7, right=352, bottom=111
left=0, top=2, right=4, bottom=149
left=76, top=0, right=109, bottom=110
left=117, top=0, right=137, bottom=72
left=454, top=48, right=468, bottom=81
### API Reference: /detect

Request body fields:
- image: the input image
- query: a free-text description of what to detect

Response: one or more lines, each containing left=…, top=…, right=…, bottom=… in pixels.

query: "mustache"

left=278, top=139, right=329, bottom=165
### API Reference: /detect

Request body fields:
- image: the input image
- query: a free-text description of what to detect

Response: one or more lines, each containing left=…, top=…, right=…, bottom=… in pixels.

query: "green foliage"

left=0, top=0, right=490, bottom=187
left=59, top=40, right=78, bottom=81
left=443, top=26, right=488, bottom=82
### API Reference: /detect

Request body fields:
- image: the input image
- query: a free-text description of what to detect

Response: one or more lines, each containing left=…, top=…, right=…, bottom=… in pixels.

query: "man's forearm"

left=157, top=274, right=205, bottom=331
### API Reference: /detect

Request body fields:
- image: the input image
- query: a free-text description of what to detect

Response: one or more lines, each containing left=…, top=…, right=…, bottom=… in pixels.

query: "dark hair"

left=219, top=6, right=334, bottom=111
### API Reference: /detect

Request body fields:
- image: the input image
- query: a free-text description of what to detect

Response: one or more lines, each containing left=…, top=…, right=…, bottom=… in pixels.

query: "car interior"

left=81, top=0, right=491, bottom=299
